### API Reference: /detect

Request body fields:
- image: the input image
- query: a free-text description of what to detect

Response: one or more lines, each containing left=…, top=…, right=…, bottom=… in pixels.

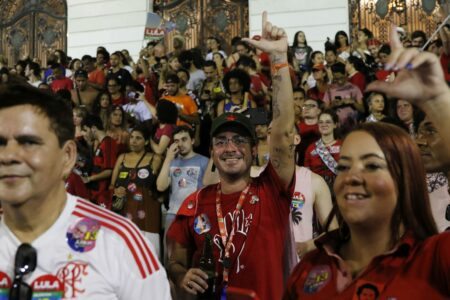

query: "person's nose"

left=0, top=141, right=21, bottom=165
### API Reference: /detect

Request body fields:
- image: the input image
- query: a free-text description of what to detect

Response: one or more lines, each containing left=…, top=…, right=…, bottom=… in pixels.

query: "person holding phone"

left=122, top=80, right=154, bottom=129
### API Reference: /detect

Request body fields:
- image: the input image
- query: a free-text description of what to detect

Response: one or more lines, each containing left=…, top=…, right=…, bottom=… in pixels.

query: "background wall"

left=248, top=0, right=350, bottom=53
left=67, top=0, right=151, bottom=60
left=66, top=0, right=350, bottom=60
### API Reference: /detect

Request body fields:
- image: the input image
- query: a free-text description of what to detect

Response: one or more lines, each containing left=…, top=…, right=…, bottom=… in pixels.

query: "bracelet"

left=271, top=62, right=289, bottom=75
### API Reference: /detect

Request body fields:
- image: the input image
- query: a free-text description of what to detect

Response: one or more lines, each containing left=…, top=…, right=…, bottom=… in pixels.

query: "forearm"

left=90, top=169, right=112, bottom=181
left=179, top=113, right=199, bottom=125
left=270, top=54, right=295, bottom=170
left=167, top=261, right=188, bottom=287
left=156, top=158, right=172, bottom=192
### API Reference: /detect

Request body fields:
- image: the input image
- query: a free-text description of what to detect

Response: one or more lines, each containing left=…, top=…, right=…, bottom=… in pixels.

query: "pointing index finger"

left=262, top=11, right=268, bottom=39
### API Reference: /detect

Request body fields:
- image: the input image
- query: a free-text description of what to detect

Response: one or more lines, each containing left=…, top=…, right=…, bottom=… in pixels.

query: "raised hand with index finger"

left=242, top=11, right=288, bottom=61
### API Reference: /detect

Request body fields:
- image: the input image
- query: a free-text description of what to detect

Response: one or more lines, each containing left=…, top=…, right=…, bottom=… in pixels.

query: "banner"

left=144, top=12, right=176, bottom=41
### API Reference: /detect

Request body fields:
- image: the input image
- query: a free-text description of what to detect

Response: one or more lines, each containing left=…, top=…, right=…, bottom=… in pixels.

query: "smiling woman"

left=284, top=122, right=450, bottom=299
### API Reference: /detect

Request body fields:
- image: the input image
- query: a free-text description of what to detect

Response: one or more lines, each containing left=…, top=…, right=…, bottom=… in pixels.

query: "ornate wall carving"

left=154, top=0, right=249, bottom=53
left=0, top=0, right=67, bottom=66
left=349, top=0, right=441, bottom=43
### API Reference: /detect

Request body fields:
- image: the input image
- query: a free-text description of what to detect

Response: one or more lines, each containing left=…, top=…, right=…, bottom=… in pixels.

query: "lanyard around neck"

left=215, top=182, right=250, bottom=283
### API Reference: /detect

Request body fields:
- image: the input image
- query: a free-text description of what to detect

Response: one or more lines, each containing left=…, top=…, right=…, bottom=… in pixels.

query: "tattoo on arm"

left=271, top=74, right=282, bottom=119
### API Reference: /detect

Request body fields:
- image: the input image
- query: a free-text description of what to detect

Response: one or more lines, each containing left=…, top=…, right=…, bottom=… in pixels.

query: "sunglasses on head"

left=9, top=243, right=37, bottom=300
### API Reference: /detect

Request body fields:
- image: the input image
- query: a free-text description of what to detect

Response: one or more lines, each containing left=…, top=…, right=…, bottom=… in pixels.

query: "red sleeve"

left=166, top=192, right=199, bottom=247
left=304, top=143, right=315, bottom=168
left=263, top=161, right=295, bottom=198
left=282, top=256, right=311, bottom=300
left=434, top=232, right=450, bottom=294
left=351, top=73, right=366, bottom=93
left=161, top=125, right=174, bottom=139
left=100, top=137, right=118, bottom=169
left=440, top=52, right=450, bottom=83
left=166, top=215, right=194, bottom=247
left=66, top=172, right=90, bottom=199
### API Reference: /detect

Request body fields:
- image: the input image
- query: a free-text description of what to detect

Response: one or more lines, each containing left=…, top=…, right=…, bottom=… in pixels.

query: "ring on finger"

left=187, top=281, right=193, bottom=288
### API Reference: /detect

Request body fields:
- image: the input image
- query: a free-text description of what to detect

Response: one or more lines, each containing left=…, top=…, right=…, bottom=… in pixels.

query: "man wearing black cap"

left=162, top=74, right=199, bottom=127
left=70, top=69, right=99, bottom=113
left=166, top=12, right=295, bottom=300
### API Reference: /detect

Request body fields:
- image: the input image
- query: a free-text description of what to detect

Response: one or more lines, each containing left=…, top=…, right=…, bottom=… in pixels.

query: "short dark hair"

left=411, top=30, right=427, bottom=42
left=203, top=60, right=217, bottom=69
left=236, top=55, right=257, bottom=70
left=27, top=62, right=41, bottom=77
left=173, top=125, right=195, bottom=139
left=356, top=283, right=379, bottom=298
left=331, top=62, right=346, bottom=74
left=82, top=114, right=105, bottom=131
left=222, top=68, right=251, bottom=94
left=166, top=74, right=180, bottom=85
left=0, top=79, right=75, bottom=146
left=359, top=28, right=374, bottom=39
left=293, top=87, right=306, bottom=95
left=131, top=123, right=151, bottom=141
left=157, top=99, right=178, bottom=124
left=379, top=44, right=391, bottom=55
left=177, top=68, right=190, bottom=81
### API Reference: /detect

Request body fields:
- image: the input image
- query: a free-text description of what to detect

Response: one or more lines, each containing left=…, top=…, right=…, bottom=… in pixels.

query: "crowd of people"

left=0, top=8, right=449, bottom=300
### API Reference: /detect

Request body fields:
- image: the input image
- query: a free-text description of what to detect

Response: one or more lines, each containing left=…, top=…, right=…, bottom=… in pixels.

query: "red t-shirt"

left=296, top=122, right=320, bottom=166
left=137, top=75, right=158, bottom=106
left=90, top=136, right=118, bottom=209
left=167, top=163, right=294, bottom=300
left=348, top=71, right=366, bottom=94
left=111, top=94, right=127, bottom=106
left=306, top=87, right=326, bottom=102
left=153, top=124, right=175, bottom=145
left=66, top=171, right=90, bottom=199
left=50, top=77, right=73, bottom=93
left=304, top=140, right=341, bottom=180
left=88, top=68, right=106, bottom=87
left=284, top=231, right=450, bottom=299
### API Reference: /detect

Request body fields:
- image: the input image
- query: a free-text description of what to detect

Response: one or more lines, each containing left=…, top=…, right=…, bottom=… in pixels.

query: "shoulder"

left=423, top=231, right=450, bottom=253
left=195, top=154, right=209, bottom=164
left=177, top=185, right=216, bottom=216
left=305, top=142, right=316, bottom=152
left=72, top=198, right=161, bottom=278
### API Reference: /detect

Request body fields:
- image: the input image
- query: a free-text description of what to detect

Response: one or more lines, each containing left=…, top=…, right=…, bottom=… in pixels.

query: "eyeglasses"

left=9, top=243, right=37, bottom=300
left=318, top=120, right=334, bottom=125
left=213, top=136, right=250, bottom=148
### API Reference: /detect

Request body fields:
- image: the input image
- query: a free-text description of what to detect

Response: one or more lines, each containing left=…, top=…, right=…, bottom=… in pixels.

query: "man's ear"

left=294, top=134, right=301, bottom=146
left=61, top=140, right=77, bottom=180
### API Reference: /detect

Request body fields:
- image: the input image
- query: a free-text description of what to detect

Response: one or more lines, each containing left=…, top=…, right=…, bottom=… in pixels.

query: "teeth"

left=345, top=194, right=367, bottom=200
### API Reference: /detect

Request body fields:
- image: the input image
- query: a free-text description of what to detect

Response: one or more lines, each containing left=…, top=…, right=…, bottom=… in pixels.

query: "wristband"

left=271, top=62, right=289, bottom=75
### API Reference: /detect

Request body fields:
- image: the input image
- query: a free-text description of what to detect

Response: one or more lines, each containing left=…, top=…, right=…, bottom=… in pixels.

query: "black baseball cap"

left=74, top=69, right=88, bottom=78
left=210, top=112, right=256, bottom=141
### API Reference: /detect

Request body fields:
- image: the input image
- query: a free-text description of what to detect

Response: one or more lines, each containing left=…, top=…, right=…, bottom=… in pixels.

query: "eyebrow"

left=340, top=153, right=385, bottom=161
left=16, top=135, right=45, bottom=144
